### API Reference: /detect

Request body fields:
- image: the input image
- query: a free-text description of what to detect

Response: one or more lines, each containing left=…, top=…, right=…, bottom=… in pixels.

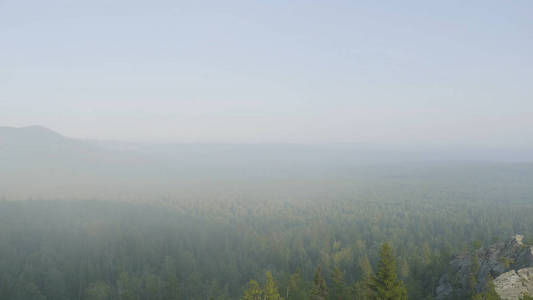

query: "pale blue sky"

left=1, top=0, right=532, bottom=147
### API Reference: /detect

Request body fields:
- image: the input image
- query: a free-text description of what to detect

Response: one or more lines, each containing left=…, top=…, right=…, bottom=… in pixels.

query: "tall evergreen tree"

left=352, top=279, right=371, bottom=300
left=287, top=273, right=308, bottom=300
left=469, top=252, right=480, bottom=297
left=368, top=243, right=407, bottom=300
left=264, top=271, right=284, bottom=300
left=331, top=266, right=346, bottom=300
left=241, top=280, right=262, bottom=300
left=352, top=255, right=374, bottom=300
left=311, top=267, right=329, bottom=300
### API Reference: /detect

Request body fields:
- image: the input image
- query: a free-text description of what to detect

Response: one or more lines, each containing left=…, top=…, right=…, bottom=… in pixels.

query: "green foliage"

left=484, top=278, right=501, bottom=300
left=398, top=258, right=410, bottom=279
left=498, top=257, right=514, bottom=268
left=117, top=272, right=141, bottom=300
left=43, top=268, right=67, bottom=300
left=311, top=267, right=329, bottom=300
left=286, top=273, right=309, bottom=300
left=352, top=278, right=372, bottom=300
left=472, top=240, right=482, bottom=250
left=11, top=282, right=45, bottom=300
left=162, top=256, right=180, bottom=299
left=472, top=276, right=500, bottom=300
left=242, top=280, right=262, bottom=300
left=358, top=255, right=373, bottom=280
left=1, top=164, right=533, bottom=299
left=331, top=266, right=347, bottom=300
left=264, top=271, right=284, bottom=300
left=368, top=243, right=407, bottom=300
left=520, top=294, right=533, bottom=300
left=469, top=252, right=480, bottom=297
left=241, top=272, right=284, bottom=300
left=86, top=281, right=112, bottom=300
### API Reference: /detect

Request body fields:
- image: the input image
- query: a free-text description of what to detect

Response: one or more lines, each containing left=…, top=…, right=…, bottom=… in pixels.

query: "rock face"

left=436, top=235, right=533, bottom=299
left=493, top=267, right=533, bottom=299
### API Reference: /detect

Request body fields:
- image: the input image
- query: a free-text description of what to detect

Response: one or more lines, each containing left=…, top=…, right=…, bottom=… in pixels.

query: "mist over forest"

left=1, top=126, right=533, bottom=299
left=2, top=0, right=533, bottom=299
left=2, top=125, right=532, bottom=201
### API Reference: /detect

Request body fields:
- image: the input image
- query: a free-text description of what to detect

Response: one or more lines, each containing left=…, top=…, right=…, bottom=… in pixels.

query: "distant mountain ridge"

left=3, top=125, right=533, bottom=163
left=1, top=125, right=533, bottom=201
left=0, top=126, right=159, bottom=200
left=0, top=125, right=69, bottom=144
left=0, top=126, right=418, bottom=168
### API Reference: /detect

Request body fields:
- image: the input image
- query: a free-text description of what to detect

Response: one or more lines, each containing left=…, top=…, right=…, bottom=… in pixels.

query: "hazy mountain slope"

left=2, top=126, right=533, bottom=201
left=0, top=126, right=168, bottom=199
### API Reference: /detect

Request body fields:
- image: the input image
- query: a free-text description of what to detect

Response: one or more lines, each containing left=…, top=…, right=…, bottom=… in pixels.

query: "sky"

left=1, top=0, right=532, bottom=147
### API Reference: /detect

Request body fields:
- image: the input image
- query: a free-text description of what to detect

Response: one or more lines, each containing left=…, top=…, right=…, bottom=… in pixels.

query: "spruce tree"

left=469, top=252, right=480, bottom=297
left=241, top=280, right=262, bottom=300
left=331, top=266, right=346, bottom=300
left=368, top=243, right=407, bottom=300
left=264, top=271, right=283, bottom=300
left=352, top=280, right=371, bottom=300
left=287, top=273, right=307, bottom=300
left=352, top=255, right=374, bottom=299
left=358, top=255, right=373, bottom=279
left=311, top=267, right=329, bottom=300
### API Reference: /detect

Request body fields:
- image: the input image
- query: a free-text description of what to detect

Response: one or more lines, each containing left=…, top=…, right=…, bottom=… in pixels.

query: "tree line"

left=1, top=164, right=533, bottom=299
left=241, top=243, right=407, bottom=300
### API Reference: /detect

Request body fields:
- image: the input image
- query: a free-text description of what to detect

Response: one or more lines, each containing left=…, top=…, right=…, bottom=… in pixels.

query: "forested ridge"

left=1, top=163, right=533, bottom=299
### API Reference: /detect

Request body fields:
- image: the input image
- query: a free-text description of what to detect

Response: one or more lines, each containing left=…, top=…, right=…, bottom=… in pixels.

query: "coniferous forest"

left=2, top=0, right=532, bottom=299
left=1, top=163, right=533, bottom=300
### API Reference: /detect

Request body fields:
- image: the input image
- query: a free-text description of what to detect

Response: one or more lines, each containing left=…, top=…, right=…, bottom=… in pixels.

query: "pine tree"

left=358, top=255, right=373, bottom=280
left=352, top=279, right=371, bottom=300
left=311, top=267, right=328, bottom=300
left=264, top=271, right=283, bottom=300
left=368, top=243, right=407, bottom=300
left=241, top=280, right=262, bottom=300
left=469, top=252, right=480, bottom=297
left=352, top=255, right=373, bottom=300
left=287, top=273, right=308, bottom=300
left=331, top=266, right=346, bottom=300
left=398, top=258, right=409, bottom=279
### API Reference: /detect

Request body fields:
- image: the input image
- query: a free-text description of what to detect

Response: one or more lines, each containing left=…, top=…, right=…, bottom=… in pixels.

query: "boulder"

left=436, top=235, right=533, bottom=299
left=493, top=267, right=533, bottom=300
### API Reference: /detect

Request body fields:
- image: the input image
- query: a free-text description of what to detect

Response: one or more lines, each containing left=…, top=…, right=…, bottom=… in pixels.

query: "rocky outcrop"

left=493, top=267, right=533, bottom=299
left=436, top=235, right=533, bottom=300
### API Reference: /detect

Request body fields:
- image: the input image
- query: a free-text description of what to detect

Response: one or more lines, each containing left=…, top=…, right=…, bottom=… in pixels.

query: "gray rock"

left=436, top=235, right=533, bottom=299
left=493, top=267, right=533, bottom=300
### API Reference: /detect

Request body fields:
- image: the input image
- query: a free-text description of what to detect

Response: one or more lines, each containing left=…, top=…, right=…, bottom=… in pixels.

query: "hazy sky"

left=1, top=0, right=532, bottom=147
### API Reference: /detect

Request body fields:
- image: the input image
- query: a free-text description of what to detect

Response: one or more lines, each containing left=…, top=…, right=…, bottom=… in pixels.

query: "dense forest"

left=1, top=163, right=533, bottom=299
left=2, top=0, right=531, bottom=298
